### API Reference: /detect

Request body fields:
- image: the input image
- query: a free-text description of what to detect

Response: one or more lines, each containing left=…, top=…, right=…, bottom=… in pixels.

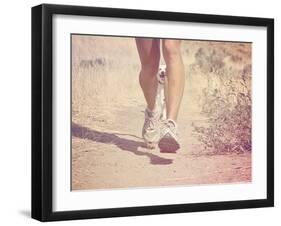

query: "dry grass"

left=72, top=35, right=142, bottom=123
left=191, top=42, right=252, bottom=154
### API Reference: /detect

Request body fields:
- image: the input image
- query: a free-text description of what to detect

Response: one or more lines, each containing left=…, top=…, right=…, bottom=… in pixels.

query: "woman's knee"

left=140, top=54, right=160, bottom=76
left=162, top=40, right=181, bottom=62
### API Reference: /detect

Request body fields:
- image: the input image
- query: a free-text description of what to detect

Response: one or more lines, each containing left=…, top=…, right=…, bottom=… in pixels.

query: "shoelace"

left=145, top=116, right=158, bottom=130
left=164, top=120, right=176, bottom=130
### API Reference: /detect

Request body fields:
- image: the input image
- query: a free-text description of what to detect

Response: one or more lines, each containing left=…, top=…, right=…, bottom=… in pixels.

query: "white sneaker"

left=158, top=119, right=180, bottom=152
left=142, top=108, right=161, bottom=149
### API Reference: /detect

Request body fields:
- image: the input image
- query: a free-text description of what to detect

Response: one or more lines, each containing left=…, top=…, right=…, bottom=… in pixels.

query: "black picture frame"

left=31, top=3, right=274, bottom=222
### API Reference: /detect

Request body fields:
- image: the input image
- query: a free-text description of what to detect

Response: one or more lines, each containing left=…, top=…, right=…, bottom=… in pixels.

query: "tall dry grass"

left=72, top=35, right=143, bottom=121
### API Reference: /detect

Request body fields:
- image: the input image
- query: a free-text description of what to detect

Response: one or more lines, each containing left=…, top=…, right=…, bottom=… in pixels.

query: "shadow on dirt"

left=72, top=122, right=173, bottom=165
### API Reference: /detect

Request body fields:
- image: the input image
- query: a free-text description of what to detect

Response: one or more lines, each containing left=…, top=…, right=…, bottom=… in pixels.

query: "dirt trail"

left=72, top=99, right=251, bottom=190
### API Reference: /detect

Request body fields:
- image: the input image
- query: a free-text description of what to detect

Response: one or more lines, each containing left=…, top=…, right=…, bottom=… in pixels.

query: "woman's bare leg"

left=135, top=38, right=160, bottom=111
left=162, top=39, right=185, bottom=121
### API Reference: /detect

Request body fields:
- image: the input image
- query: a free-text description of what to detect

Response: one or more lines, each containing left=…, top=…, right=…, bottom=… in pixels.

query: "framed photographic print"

left=31, top=3, right=274, bottom=221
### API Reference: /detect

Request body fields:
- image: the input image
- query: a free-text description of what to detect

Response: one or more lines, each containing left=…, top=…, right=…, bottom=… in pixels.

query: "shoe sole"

left=158, top=136, right=180, bottom=153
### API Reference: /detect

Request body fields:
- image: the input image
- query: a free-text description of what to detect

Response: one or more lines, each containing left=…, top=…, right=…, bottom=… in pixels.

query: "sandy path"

left=72, top=98, right=251, bottom=190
